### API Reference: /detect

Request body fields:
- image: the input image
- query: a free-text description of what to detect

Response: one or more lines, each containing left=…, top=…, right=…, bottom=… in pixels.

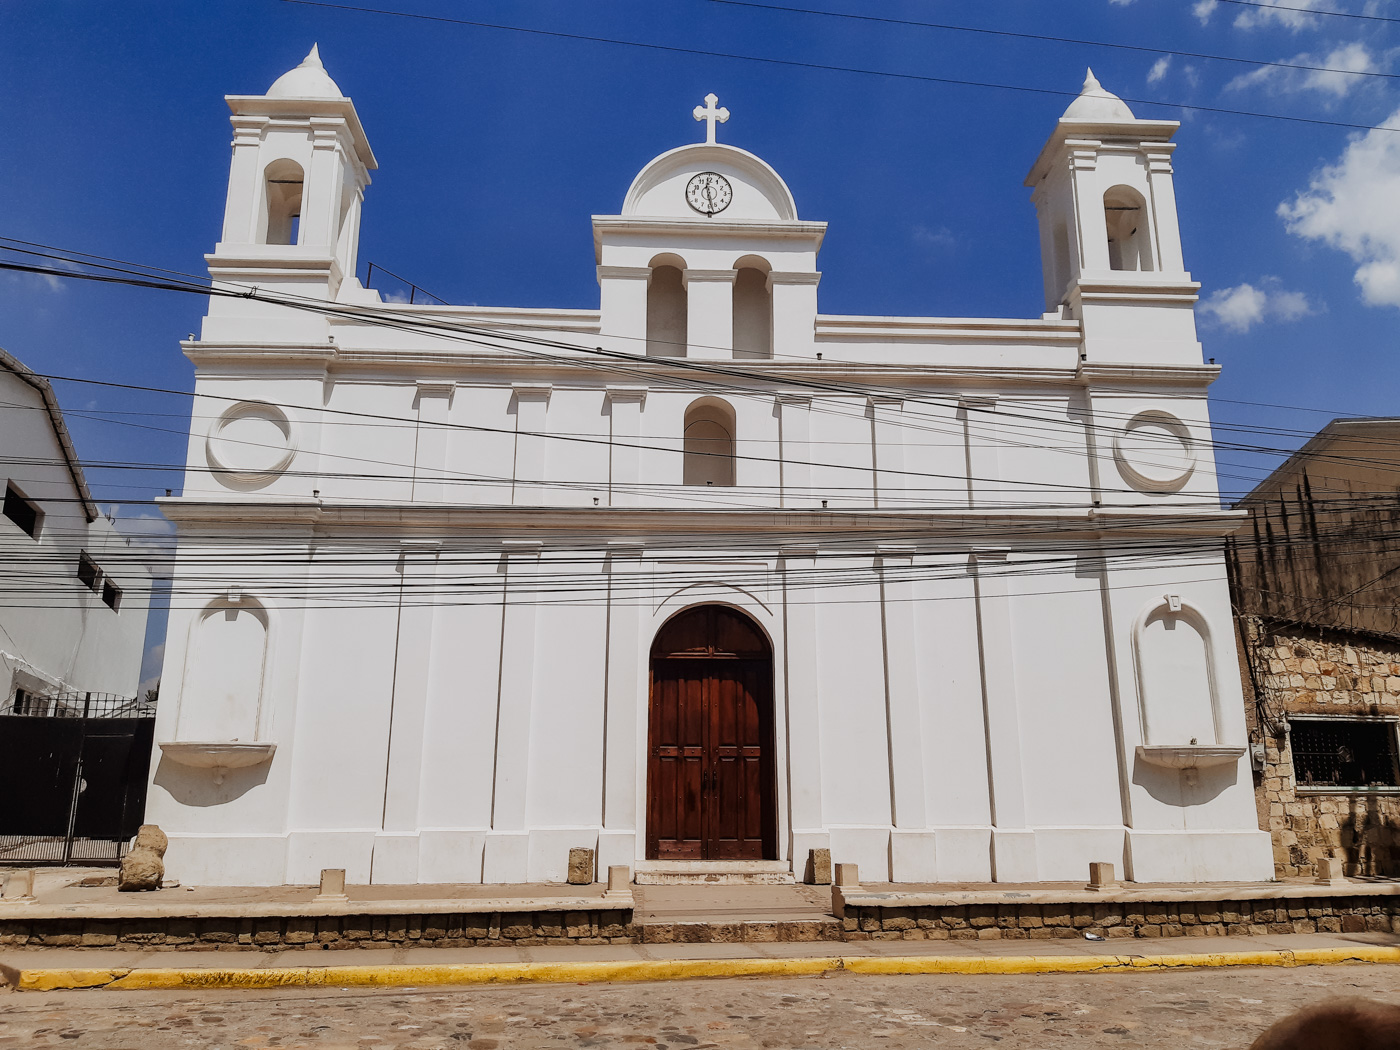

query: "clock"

left=686, top=172, right=732, bottom=216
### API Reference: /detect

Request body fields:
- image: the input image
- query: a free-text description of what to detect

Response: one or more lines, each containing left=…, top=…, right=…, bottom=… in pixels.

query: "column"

left=684, top=269, right=736, bottom=359
left=781, top=546, right=827, bottom=866
left=768, top=271, right=821, bottom=360
left=959, top=395, right=1000, bottom=509
left=1143, top=145, right=1186, bottom=274
left=221, top=118, right=266, bottom=244
left=970, top=550, right=1036, bottom=881
left=412, top=381, right=454, bottom=502
left=1069, top=146, right=1108, bottom=273
left=373, top=543, right=441, bottom=883
left=869, top=396, right=905, bottom=509
left=511, top=384, right=551, bottom=505
left=879, top=548, right=936, bottom=881
left=605, top=386, right=647, bottom=507
left=483, top=542, right=543, bottom=882
left=599, top=544, right=644, bottom=872
left=597, top=265, right=650, bottom=357
left=305, top=119, right=346, bottom=251
left=776, top=394, right=812, bottom=508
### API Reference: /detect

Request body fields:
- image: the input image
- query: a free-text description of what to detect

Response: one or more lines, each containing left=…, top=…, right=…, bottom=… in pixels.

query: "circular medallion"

left=1113, top=410, right=1197, bottom=493
left=686, top=171, right=733, bottom=216
left=206, top=401, right=297, bottom=486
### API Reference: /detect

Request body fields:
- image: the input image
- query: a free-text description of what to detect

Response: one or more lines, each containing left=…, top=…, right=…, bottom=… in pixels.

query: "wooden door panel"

left=647, top=607, right=775, bottom=862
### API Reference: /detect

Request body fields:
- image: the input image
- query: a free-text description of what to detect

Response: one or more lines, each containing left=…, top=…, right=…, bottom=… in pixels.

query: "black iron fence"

left=0, top=691, right=156, bottom=865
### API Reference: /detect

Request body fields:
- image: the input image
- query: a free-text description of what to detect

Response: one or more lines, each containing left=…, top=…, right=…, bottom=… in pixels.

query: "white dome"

left=267, top=44, right=344, bottom=99
left=1062, top=68, right=1135, bottom=122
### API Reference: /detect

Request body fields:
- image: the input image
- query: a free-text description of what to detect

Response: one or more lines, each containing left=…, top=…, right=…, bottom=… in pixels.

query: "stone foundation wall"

left=1238, top=617, right=1400, bottom=879
left=840, top=896, right=1400, bottom=941
left=0, top=910, right=634, bottom=950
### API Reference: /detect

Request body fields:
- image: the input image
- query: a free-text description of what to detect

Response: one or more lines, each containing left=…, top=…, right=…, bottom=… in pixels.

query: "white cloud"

left=1198, top=278, right=1318, bottom=331
left=1232, top=0, right=1326, bottom=29
left=1108, top=0, right=1136, bottom=5
left=1148, top=56, right=1172, bottom=83
left=1279, top=107, right=1400, bottom=307
left=911, top=223, right=956, bottom=250
left=1193, top=0, right=1220, bottom=24
left=1227, top=42, right=1380, bottom=99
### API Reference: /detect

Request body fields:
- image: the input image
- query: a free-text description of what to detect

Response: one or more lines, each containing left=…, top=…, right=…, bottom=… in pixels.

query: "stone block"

left=285, top=918, right=316, bottom=944
left=315, top=868, right=348, bottom=901
left=1042, top=906, right=1072, bottom=928
left=968, top=904, right=996, bottom=928
left=642, top=923, right=675, bottom=944
left=502, top=922, right=534, bottom=940
left=1086, top=861, right=1117, bottom=890
left=199, top=918, right=239, bottom=943
left=882, top=909, right=915, bottom=932
left=536, top=914, right=564, bottom=938
left=834, top=863, right=860, bottom=888
left=568, top=848, right=595, bottom=886
left=977, top=927, right=1003, bottom=940
left=745, top=922, right=780, bottom=942
left=253, top=919, right=283, bottom=945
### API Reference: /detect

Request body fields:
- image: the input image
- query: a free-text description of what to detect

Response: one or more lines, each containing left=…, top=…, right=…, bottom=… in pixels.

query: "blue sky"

left=2, top=0, right=1399, bottom=685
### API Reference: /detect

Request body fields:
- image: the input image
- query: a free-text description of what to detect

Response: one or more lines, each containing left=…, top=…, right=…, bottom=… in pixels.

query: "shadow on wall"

left=1340, top=794, right=1400, bottom=877
left=1132, top=755, right=1238, bottom=807
left=152, top=756, right=270, bottom=807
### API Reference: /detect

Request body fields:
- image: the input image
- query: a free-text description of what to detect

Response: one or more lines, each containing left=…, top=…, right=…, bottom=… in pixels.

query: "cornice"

left=1077, top=362, right=1221, bottom=388
left=815, top=314, right=1082, bottom=345
left=158, top=498, right=1246, bottom=541
left=225, top=95, right=377, bottom=169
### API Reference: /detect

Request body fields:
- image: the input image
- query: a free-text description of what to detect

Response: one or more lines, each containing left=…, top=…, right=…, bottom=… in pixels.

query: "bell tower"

left=203, top=45, right=378, bottom=341
left=1025, top=70, right=1200, bottom=364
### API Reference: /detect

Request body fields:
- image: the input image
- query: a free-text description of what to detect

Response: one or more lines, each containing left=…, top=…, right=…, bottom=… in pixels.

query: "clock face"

left=686, top=172, right=733, bottom=216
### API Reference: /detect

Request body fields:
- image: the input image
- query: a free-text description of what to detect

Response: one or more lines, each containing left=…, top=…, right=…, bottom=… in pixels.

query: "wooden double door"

left=646, top=605, right=776, bottom=860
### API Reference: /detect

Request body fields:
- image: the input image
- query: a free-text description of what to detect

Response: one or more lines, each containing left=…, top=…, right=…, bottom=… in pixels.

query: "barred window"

left=1290, top=718, right=1400, bottom=791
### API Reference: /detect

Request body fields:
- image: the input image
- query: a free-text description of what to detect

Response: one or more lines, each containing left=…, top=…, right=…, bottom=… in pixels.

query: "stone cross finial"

left=693, top=93, right=729, bottom=144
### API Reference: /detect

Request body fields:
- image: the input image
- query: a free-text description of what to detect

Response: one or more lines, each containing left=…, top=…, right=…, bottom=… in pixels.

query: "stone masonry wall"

left=1238, top=616, right=1400, bottom=879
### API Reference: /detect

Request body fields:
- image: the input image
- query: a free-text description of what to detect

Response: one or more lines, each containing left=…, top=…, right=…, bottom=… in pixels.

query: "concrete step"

left=637, top=917, right=843, bottom=943
left=634, top=861, right=795, bottom=885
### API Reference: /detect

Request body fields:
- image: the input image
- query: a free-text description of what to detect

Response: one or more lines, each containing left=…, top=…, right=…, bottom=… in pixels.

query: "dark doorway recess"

left=646, top=604, right=776, bottom=860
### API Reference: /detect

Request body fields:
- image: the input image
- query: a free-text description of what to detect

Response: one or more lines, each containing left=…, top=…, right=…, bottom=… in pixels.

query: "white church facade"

left=148, top=48, right=1274, bottom=886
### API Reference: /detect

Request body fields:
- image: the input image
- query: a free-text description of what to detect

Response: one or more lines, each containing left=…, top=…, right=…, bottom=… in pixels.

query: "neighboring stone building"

left=1228, top=418, right=1400, bottom=879
left=148, top=51, right=1273, bottom=887
left=0, top=349, right=151, bottom=706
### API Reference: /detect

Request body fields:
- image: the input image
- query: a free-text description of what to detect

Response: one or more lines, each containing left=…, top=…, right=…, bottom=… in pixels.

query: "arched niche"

left=1104, top=185, right=1153, bottom=272
left=1132, top=597, right=1222, bottom=747
left=732, top=255, right=772, bottom=360
left=260, top=159, right=305, bottom=246
left=175, top=598, right=271, bottom=743
left=647, top=253, right=687, bottom=358
left=683, top=397, right=736, bottom=487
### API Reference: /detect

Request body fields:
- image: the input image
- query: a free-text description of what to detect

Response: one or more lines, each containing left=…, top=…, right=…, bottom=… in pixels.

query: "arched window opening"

left=261, top=159, right=305, bottom=246
left=683, top=398, right=736, bottom=487
left=732, top=258, right=772, bottom=360
left=647, top=256, right=687, bottom=357
left=1104, top=187, right=1153, bottom=272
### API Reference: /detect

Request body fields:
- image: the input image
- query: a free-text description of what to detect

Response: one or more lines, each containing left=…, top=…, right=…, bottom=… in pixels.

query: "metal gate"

left=0, top=692, right=156, bottom=866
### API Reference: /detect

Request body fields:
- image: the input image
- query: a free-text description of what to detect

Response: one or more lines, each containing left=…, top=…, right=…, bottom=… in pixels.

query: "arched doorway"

left=647, top=605, right=776, bottom=860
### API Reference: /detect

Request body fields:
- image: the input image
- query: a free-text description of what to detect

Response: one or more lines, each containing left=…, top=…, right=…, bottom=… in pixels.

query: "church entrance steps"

left=632, top=882, right=838, bottom=942
left=633, top=860, right=794, bottom=885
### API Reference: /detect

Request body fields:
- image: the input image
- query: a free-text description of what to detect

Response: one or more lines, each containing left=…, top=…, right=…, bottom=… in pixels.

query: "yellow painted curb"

left=6, top=946, right=1400, bottom=991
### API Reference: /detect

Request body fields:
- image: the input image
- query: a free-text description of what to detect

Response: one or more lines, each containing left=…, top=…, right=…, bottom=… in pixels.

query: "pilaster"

left=412, top=381, right=454, bottom=502
left=605, top=386, right=647, bottom=507
left=599, top=544, right=644, bottom=872
left=780, top=545, right=826, bottom=864
left=768, top=271, right=820, bottom=360
left=776, top=394, right=813, bottom=508
left=869, top=396, right=906, bottom=509
left=684, top=269, right=736, bottom=359
left=511, top=384, right=551, bottom=505
left=971, top=550, right=1036, bottom=881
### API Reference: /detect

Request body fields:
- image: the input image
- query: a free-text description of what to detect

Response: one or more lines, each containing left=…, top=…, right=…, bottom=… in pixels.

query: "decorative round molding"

left=206, top=401, right=297, bottom=484
left=1113, top=410, right=1196, bottom=493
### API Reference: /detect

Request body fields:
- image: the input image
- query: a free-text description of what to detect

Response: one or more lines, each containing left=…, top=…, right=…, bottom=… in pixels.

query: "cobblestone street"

left=3, top=965, right=1398, bottom=1049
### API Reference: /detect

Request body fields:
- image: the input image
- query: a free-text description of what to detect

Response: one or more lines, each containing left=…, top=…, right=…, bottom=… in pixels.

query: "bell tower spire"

left=204, top=46, right=378, bottom=340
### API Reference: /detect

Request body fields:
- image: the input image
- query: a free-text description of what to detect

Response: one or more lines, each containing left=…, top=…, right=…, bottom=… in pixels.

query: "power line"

left=1211, top=0, right=1400, bottom=24
left=711, top=0, right=1400, bottom=81
left=277, top=0, right=1400, bottom=133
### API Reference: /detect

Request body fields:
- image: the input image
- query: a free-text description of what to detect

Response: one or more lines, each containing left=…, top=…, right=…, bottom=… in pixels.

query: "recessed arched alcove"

left=1133, top=598, right=1219, bottom=747
left=175, top=598, right=270, bottom=743
left=683, top=397, right=736, bottom=487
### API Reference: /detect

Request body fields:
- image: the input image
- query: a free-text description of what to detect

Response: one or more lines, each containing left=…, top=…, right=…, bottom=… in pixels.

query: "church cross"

left=693, top=93, right=729, bottom=144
